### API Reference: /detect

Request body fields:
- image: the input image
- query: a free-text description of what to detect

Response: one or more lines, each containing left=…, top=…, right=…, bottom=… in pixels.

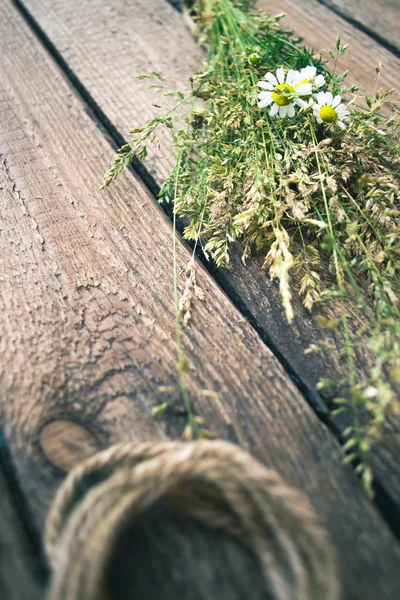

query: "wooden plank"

left=18, top=0, right=400, bottom=503
left=0, top=454, right=44, bottom=600
left=319, top=0, right=400, bottom=54
left=1, top=2, right=400, bottom=598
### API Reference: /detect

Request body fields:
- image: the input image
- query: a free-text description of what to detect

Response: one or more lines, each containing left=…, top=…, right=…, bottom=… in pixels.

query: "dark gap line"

left=0, top=425, right=49, bottom=586
left=167, top=0, right=400, bottom=59
left=315, top=0, right=400, bottom=59
left=11, top=0, right=161, bottom=201
left=166, top=0, right=183, bottom=10
left=12, top=0, right=400, bottom=543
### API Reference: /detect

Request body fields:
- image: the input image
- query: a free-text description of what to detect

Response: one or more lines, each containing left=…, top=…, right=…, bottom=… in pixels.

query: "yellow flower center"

left=272, top=83, right=295, bottom=106
left=319, top=105, right=338, bottom=124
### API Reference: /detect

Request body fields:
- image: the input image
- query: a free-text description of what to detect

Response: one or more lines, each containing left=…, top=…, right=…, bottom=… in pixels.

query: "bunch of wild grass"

left=102, top=0, right=400, bottom=492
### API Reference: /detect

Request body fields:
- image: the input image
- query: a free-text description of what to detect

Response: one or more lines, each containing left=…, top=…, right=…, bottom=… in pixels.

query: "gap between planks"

left=315, top=0, right=400, bottom=57
left=0, top=439, right=47, bottom=599
left=172, top=0, right=400, bottom=59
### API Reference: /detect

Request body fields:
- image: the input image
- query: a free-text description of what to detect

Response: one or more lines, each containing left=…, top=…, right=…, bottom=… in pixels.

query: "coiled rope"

left=45, top=439, right=340, bottom=599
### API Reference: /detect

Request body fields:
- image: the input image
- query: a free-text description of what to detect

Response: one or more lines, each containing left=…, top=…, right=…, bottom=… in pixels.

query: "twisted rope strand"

left=45, top=440, right=340, bottom=600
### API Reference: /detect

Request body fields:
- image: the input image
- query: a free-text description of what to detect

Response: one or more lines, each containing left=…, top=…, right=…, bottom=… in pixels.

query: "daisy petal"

left=301, top=66, right=316, bottom=79
left=315, top=74, right=325, bottom=88
left=325, top=91, right=333, bottom=105
left=295, top=98, right=307, bottom=108
left=258, top=81, right=273, bottom=90
left=265, top=72, right=278, bottom=86
left=296, top=83, right=312, bottom=96
left=316, top=91, right=326, bottom=105
left=291, top=72, right=303, bottom=86
left=270, top=103, right=279, bottom=117
left=336, top=105, right=348, bottom=116
left=276, top=68, right=285, bottom=84
left=316, top=116, right=323, bottom=124
left=332, top=95, right=342, bottom=108
left=258, top=90, right=272, bottom=100
left=287, top=103, right=295, bottom=117
left=337, top=121, right=347, bottom=130
left=286, top=69, right=298, bottom=85
left=258, top=96, right=273, bottom=108
left=279, top=105, right=288, bottom=118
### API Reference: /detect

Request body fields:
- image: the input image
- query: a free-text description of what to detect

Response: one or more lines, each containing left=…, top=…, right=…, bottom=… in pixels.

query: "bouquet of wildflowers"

left=103, top=0, right=400, bottom=490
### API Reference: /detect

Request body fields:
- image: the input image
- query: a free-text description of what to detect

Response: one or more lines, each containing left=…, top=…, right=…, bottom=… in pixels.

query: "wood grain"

left=18, top=0, right=400, bottom=502
left=0, top=460, right=43, bottom=600
left=319, top=0, right=400, bottom=54
left=2, top=1, right=400, bottom=597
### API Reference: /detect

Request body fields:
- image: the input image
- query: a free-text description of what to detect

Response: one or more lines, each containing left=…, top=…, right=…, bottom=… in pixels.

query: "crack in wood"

left=1, top=154, right=45, bottom=248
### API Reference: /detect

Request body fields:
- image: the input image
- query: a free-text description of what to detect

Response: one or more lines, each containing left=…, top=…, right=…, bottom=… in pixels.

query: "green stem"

left=172, top=151, right=201, bottom=438
left=309, top=119, right=342, bottom=288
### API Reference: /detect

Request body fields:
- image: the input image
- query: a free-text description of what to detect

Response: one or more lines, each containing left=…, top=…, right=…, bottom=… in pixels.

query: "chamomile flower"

left=312, top=91, right=350, bottom=130
left=298, top=66, right=325, bottom=90
left=257, top=67, right=312, bottom=118
left=292, top=66, right=326, bottom=109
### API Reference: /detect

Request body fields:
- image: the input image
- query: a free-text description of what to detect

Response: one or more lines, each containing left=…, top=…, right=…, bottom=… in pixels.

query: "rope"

left=45, top=439, right=340, bottom=599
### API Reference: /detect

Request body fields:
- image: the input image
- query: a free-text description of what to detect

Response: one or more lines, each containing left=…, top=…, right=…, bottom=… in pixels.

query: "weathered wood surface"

left=18, top=0, right=400, bottom=502
left=319, top=0, right=400, bottom=54
left=2, top=1, right=400, bottom=598
left=0, top=455, right=44, bottom=600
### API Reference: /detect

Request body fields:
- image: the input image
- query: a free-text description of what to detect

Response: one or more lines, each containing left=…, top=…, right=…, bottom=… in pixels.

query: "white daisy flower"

left=291, top=66, right=326, bottom=109
left=312, top=91, right=350, bottom=130
left=298, top=66, right=325, bottom=90
left=257, top=67, right=312, bottom=118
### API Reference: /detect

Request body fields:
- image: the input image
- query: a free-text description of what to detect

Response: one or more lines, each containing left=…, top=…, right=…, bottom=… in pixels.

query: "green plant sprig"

left=102, top=0, right=400, bottom=495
